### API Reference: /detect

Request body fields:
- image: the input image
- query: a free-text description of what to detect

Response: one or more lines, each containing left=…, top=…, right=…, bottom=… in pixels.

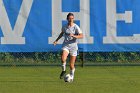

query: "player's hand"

left=70, top=34, right=76, bottom=38
left=53, top=41, right=57, bottom=46
left=69, top=34, right=74, bottom=37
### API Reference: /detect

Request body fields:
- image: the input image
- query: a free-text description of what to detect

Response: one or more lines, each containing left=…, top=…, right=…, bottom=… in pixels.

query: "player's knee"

left=61, top=55, right=66, bottom=60
left=61, top=57, right=66, bottom=63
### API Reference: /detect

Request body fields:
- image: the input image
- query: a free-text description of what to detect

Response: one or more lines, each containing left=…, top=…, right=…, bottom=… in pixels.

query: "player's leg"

left=61, top=49, right=69, bottom=71
left=69, top=51, right=77, bottom=80
left=60, top=49, right=69, bottom=79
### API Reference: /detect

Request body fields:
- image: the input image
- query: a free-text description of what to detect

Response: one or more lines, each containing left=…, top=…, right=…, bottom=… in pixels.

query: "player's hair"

left=67, top=13, right=74, bottom=20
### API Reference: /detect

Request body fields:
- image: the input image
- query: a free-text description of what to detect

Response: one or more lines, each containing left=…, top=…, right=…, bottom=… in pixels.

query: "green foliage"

left=0, top=52, right=140, bottom=64
left=81, top=52, right=140, bottom=63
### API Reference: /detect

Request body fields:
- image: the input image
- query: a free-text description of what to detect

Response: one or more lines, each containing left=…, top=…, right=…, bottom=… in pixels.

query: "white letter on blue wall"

left=0, top=0, right=33, bottom=44
left=49, top=0, right=93, bottom=44
left=103, top=0, right=140, bottom=44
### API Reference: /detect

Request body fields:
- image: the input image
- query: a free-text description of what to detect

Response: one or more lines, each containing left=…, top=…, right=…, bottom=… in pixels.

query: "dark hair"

left=67, top=13, right=74, bottom=20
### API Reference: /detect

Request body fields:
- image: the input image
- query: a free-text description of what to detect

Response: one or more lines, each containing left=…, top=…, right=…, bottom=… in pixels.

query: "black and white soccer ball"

left=64, top=74, right=73, bottom=82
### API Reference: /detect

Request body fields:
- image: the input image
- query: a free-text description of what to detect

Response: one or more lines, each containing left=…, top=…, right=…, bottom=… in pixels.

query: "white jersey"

left=62, top=23, right=82, bottom=50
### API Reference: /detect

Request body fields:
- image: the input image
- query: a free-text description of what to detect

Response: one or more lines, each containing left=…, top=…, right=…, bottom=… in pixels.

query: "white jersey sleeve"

left=75, top=24, right=82, bottom=34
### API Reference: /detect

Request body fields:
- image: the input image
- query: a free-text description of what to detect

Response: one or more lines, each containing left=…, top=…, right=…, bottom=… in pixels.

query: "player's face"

left=67, top=16, right=74, bottom=23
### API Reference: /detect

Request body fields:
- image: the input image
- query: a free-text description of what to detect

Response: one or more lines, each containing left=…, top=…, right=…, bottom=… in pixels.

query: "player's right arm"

left=53, top=31, right=64, bottom=46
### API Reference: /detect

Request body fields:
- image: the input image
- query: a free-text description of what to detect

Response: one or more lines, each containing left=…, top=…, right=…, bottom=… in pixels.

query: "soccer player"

left=53, top=13, right=83, bottom=81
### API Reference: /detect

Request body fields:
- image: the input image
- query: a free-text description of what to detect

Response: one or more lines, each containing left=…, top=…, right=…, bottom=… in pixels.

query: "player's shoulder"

left=74, top=23, right=82, bottom=33
left=74, top=23, right=80, bottom=29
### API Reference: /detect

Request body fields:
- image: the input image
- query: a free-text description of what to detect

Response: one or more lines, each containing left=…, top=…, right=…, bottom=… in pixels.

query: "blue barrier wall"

left=0, top=0, right=140, bottom=52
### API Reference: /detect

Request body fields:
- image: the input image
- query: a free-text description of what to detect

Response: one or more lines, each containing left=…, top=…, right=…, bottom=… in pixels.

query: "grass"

left=0, top=66, right=140, bottom=93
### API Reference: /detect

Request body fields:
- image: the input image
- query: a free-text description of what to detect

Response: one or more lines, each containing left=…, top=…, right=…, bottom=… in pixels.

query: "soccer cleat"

left=60, top=71, right=66, bottom=79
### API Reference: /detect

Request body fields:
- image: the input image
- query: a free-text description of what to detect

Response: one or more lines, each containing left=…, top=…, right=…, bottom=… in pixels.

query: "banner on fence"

left=0, top=0, right=140, bottom=52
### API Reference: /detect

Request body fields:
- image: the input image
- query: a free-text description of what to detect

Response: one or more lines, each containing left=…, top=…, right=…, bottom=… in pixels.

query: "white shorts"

left=62, top=48, right=77, bottom=56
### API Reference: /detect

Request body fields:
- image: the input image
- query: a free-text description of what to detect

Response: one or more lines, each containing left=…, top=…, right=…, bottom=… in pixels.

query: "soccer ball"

left=64, top=74, right=73, bottom=82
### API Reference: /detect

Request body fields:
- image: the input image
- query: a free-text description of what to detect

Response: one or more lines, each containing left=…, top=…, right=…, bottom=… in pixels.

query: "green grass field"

left=0, top=66, right=140, bottom=93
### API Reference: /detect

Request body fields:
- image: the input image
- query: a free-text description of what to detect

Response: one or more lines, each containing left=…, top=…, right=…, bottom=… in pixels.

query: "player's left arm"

left=69, top=25, right=83, bottom=39
left=70, top=33, right=83, bottom=39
